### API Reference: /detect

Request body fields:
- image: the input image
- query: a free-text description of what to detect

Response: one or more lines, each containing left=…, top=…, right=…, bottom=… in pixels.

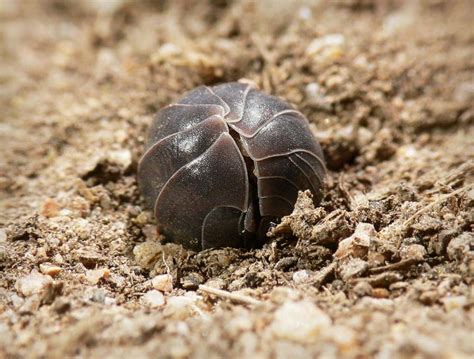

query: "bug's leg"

left=257, top=216, right=278, bottom=243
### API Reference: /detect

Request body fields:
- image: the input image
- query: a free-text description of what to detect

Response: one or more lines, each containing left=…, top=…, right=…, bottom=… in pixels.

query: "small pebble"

left=53, top=253, right=64, bottom=264
left=153, top=43, right=181, bottom=62
left=85, top=268, right=110, bottom=285
left=15, top=271, right=52, bottom=297
left=204, top=278, right=226, bottom=290
left=36, top=247, right=48, bottom=259
left=305, top=82, right=321, bottom=97
left=292, top=270, right=311, bottom=284
left=152, top=274, right=173, bottom=293
left=337, top=258, right=369, bottom=281
left=353, top=281, right=373, bottom=297
left=133, top=241, right=163, bottom=270
left=181, top=272, right=204, bottom=290
left=335, top=223, right=375, bottom=259
left=135, top=212, right=148, bottom=225
left=142, top=224, right=158, bottom=241
left=372, top=288, right=390, bottom=299
left=323, top=325, right=357, bottom=351
left=298, top=6, right=312, bottom=20
left=88, top=287, right=107, bottom=303
left=163, top=296, right=197, bottom=319
left=269, top=287, right=300, bottom=304
left=108, top=149, right=132, bottom=169
left=442, top=296, right=467, bottom=311
left=419, top=290, right=439, bottom=305
left=400, top=244, right=427, bottom=260
left=0, top=228, right=6, bottom=242
left=389, top=281, right=409, bottom=291
left=454, top=81, right=474, bottom=102
left=270, top=300, right=331, bottom=343
left=142, top=290, right=165, bottom=308
left=306, top=34, right=345, bottom=57
left=39, top=264, right=62, bottom=277
left=40, top=198, right=60, bottom=218
left=447, top=232, right=472, bottom=261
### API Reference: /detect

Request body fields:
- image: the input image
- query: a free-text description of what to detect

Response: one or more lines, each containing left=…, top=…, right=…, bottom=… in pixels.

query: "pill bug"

left=138, top=82, right=326, bottom=251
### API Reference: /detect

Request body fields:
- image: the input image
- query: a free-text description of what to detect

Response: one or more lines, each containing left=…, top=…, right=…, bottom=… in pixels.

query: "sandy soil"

left=1, top=0, right=473, bottom=358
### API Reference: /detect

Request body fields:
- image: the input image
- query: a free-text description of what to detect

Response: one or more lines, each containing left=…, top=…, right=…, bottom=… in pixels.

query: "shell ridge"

left=239, top=109, right=303, bottom=139
left=231, top=83, right=253, bottom=123
left=146, top=103, right=225, bottom=147
left=153, top=132, right=229, bottom=216
left=245, top=148, right=325, bottom=162
left=294, top=152, right=324, bottom=186
left=207, top=86, right=231, bottom=116
left=139, top=115, right=229, bottom=210
left=289, top=155, right=320, bottom=198
left=257, top=175, right=300, bottom=194
left=141, top=114, right=227, bottom=165
left=259, top=194, right=294, bottom=207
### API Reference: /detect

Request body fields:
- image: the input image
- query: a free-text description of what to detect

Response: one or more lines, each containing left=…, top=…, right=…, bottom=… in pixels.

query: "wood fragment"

left=338, top=173, right=355, bottom=210
left=309, top=262, right=337, bottom=287
left=198, top=285, right=262, bottom=305
left=369, top=258, right=421, bottom=274
left=352, top=271, right=403, bottom=288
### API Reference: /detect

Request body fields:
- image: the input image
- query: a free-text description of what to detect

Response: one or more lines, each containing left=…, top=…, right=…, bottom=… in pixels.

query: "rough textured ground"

left=1, top=0, right=473, bottom=358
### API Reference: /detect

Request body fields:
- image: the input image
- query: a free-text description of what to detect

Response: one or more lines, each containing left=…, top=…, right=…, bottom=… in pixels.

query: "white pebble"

left=108, top=149, right=132, bottom=169
left=306, top=34, right=345, bottom=56
left=159, top=43, right=181, bottom=57
left=292, top=270, right=311, bottom=284
left=447, top=233, right=472, bottom=261
left=0, top=228, right=6, bottom=242
left=305, top=82, right=321, bottom=97
left=270, top=300, right=331, bottom=343
left=298, top=6, right=312, bottom=20
left=133, top=241, right=163, bottom=269
left=164, top=296, right=197, bottom=319
left=85, top=268, right=110, bottom=285
left=454, top=82, right=474, bottom=102
left=397, top=145, right=418, bottom=159
left=152, top=274, right=173, bottom=293
left=39, top=264, right=62, bottom=277
left=382, top=10, right=415, bottom=36
left=335, top=223, right=375, bottom=259
left=142, top=290, right=165, bottom=308
left=442, top=296, right=467, bottom=311
left=15, top=271, right=52, bottom=297
left=399, top=244, right=426, bottom=261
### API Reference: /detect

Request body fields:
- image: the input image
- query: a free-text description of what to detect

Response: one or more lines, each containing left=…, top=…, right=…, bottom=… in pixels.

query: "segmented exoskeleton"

left=138, top=82, right=326, bottom=251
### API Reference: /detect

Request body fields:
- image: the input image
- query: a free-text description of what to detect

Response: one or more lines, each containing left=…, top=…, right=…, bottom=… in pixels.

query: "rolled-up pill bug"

left=138, top=82, right=326, bottom=251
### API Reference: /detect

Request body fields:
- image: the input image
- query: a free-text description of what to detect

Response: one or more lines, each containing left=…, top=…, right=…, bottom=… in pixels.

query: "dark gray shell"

left=138, top=82, right=325, bottom=251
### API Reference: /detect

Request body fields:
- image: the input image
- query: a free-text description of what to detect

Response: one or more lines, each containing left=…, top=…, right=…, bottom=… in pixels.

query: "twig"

left=308, top=262, right=337, bottom=288
left=338, top=173, right=355, bottom=210
left=162, top=252, right=171, bottom=275
left=198, top=285, right=262, bottom=306
left=403, top=184, right=473, bottom=228
left=369, top=258, right=421, bottom=274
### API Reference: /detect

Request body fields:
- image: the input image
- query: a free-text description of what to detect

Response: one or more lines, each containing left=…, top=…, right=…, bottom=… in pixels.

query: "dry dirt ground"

left=1, top=0, right=473, bottom=358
